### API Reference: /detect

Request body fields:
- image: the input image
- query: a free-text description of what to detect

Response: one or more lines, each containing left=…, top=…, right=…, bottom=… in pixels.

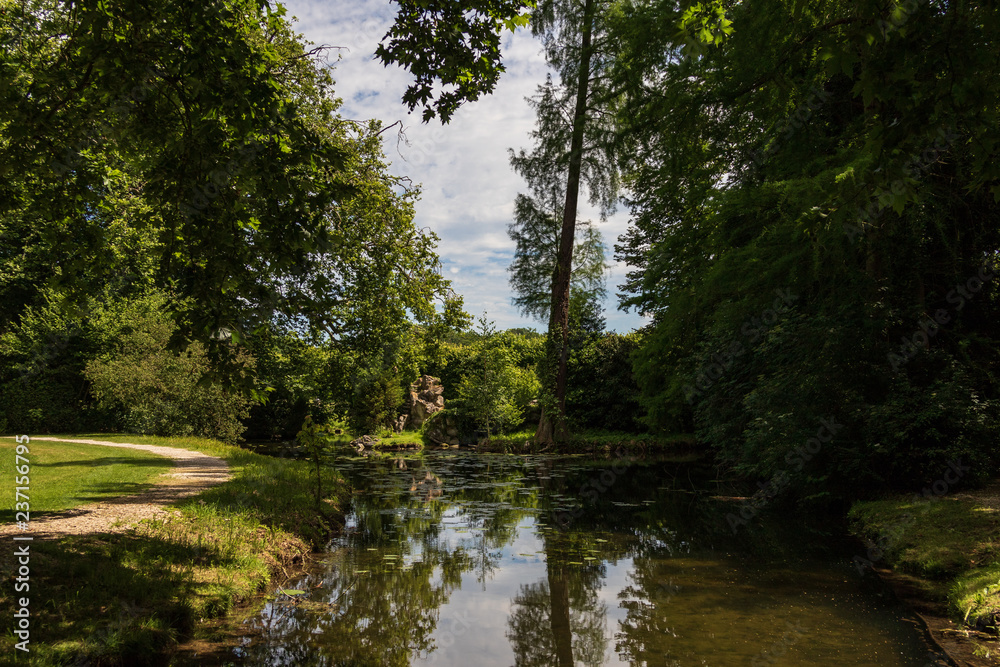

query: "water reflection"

left=236, top=452, right=943, bottom=666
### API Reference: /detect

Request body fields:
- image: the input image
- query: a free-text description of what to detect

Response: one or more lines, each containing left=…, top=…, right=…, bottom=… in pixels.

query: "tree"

left=610, top=0, right=1000, bottom=496
left=509, top=0, right=620, bottom=443
left=507, top=193, right=608, bottom=331
left=0, top=0, right=455, bottom=388
left=454, top=315, right=541, bottom=438
left=377, top=0, right=533, bottom=122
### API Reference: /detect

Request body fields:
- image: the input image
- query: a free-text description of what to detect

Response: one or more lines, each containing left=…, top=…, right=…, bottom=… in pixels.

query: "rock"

left=392, top=414, right=408, bottom=434
left=407, top=375, right=446, bottom=428
left=350, top=435, right=381, bottom=451
left=424, top=413, right=460, bottom=447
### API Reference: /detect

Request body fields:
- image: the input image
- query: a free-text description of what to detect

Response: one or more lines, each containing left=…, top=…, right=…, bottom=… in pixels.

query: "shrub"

left=0, top=295, right=107, bottom=433
left=84, top=295, right=253, bottom=444
left=565, top=331, right=645, bottom=432
left=450, top=318, right=541, bottom=438
left=244, top=330, right=339, bottom=440
left=348, top=368, right=405, bottom=436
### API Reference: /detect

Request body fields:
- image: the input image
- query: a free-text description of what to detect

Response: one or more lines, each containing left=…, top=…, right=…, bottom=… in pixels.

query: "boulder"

left=350, top=435, right=380, bottom=451
left=424, top=413, right=460, bottom=447
left=408, top=375, right=446, bottom=428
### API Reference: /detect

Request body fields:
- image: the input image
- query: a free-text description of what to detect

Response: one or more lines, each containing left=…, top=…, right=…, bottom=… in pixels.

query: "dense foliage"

left=451, top=318, right=543, bottom=437
left=85, top=294, right=253, bottom=444
left=610, top=0, right=1000, bottom=497
left=3, top=0, right=997, bottom=506
left=565, top=331, right=645, bottom=433
left=0, top=0, right=455, bottom=381
left=0, top=0, right=462, bottom=439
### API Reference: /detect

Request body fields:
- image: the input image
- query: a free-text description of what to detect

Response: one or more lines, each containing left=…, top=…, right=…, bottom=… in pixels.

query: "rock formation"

left=408, top=375, right=445, bottom=428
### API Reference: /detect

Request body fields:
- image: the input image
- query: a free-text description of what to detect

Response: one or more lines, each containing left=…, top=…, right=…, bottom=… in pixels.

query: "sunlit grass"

left=0, top=433, right=347, bottom=665
left=0, top=438, right=174, bottom=522
left=850, top=495, right=1000, bottom=628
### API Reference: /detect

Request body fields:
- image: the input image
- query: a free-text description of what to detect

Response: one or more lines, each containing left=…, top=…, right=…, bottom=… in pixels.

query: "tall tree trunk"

left=537, top=0, right=596, bottom=445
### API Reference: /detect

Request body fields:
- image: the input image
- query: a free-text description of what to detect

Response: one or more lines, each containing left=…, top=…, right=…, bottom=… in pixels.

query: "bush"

left=348, top=368, right=405, bottom=436
left=450, top=318, right=541, bottom=438
left=565, top=331, right=646, bottom=432
left=243, top=330, right=339, bottom=440
left=0, top=295, right=107, bottom=433
left=84, top=295, right=253, bottom=444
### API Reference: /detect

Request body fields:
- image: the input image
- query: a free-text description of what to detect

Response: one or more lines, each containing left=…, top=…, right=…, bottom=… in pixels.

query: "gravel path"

left=1, top=436, right=231, bottom=538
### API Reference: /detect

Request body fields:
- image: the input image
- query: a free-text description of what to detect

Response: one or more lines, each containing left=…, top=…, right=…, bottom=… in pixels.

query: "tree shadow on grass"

left=0, top=479, right=170, bottom=523
left=0, top=529, right=250, bottom=665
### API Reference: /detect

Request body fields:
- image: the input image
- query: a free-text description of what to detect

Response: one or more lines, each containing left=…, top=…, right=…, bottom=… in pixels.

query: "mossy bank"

left=849, top=475, right=1000, bottom=664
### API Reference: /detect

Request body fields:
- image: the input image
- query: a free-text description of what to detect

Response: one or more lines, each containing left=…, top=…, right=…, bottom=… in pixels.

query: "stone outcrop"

left=423, top=413, right=461, bottom=447
left=392, top=414, right=409, bottom=434
left=350, top=435, right=380, bottom=451
left=408, top=375, right=445, bottom=428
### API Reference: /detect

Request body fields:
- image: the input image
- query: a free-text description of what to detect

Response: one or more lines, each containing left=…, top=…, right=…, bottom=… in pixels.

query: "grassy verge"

left=0, top=433, right=347, bottom=665
left=849, top=490, right=1000, bottom=634
left=0, top=439, right=174, bottom=523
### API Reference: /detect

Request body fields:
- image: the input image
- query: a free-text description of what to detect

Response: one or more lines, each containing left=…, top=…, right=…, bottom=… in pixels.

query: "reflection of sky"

left=242, top=453, right=943, bottom=666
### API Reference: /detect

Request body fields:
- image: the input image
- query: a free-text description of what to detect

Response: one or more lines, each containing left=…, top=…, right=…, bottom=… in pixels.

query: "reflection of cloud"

left=285, top=0, right=645, bottom=332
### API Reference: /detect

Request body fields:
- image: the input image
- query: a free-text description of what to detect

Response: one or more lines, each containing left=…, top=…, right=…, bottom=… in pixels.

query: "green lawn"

left=0, top=433, right=347, bottom=665
left=0, top=438, right=174, bottom=523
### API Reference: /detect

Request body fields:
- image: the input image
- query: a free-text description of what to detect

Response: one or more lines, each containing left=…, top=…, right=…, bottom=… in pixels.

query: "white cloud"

left=285, top=0, right=647, bottom=332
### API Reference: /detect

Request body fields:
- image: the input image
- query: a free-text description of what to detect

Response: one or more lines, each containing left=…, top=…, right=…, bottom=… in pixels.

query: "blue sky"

left=282, top=0, right=646, bottom=332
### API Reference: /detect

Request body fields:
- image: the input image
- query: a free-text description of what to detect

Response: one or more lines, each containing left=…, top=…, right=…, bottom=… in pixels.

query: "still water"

left=235, top=451, right=944, bottom=666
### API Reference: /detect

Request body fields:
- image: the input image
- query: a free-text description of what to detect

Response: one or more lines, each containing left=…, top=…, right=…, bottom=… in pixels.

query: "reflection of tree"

left=242, top=453, right=731, bottom=666
left=614, top=554, right=685, bottom=665
left=242, top=542, right=474, bottom=666
left=242, top=453, right=539, bottom=665
left=506, top=528, right=608, bottom=667
left=506, top=564, right=607, bottom=666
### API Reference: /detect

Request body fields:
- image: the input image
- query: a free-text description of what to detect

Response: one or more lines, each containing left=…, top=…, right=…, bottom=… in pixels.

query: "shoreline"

left=850, top=480, right=1000, bottom=667
left=0, top=433, right=348, bottom=665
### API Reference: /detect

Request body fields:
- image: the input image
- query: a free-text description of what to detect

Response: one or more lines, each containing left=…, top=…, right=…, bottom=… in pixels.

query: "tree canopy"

left=611, top=0, right=1000, bottom=494
left=0, top=0, right=456, bottom=382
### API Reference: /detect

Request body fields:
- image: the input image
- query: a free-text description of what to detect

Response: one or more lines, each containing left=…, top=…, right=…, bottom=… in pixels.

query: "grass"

left=849, top=492, right=1000, bottom=632
left=0, top=433, right=347, bottom=666
left=0, top=438, right=174, bottom=523
left=354, top=431, right=424, bottom=449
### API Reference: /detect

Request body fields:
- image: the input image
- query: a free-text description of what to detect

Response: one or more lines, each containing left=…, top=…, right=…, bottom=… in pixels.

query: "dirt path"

left=1, top=436, right=231, bottom=537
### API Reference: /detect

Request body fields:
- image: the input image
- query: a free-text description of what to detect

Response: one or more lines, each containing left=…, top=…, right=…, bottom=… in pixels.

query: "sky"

left=281, top=0, right=646, bottom=333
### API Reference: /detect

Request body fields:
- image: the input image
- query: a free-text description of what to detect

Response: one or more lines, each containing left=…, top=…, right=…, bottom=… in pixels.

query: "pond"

left=232, top=450, right=947, bottom=666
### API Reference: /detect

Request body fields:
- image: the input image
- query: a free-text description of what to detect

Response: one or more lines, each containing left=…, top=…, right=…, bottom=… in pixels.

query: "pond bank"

left=0, top=434, right=348, bottom=666
left=850, top=479, right=1000, bottom=666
